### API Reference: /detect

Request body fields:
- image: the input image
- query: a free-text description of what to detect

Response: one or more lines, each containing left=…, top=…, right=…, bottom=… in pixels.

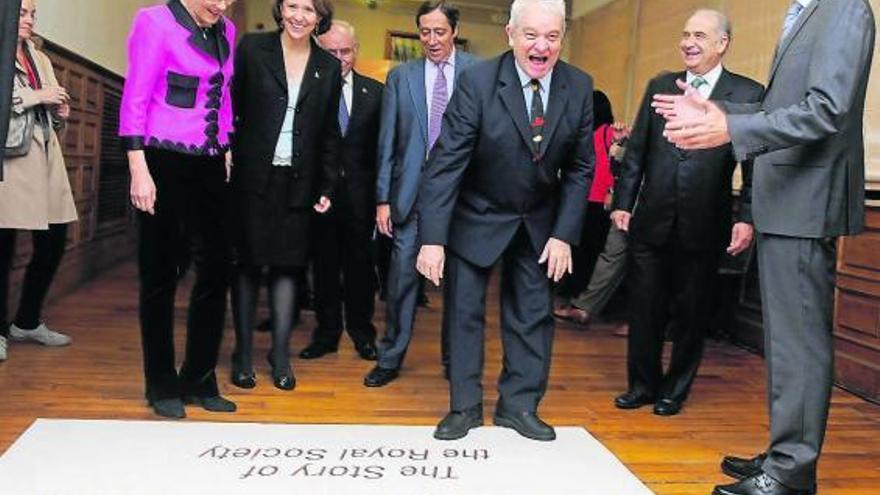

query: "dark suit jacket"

left=726, top=0, right=875, bottom=237
left=375, top=51, right=478, bottom=224
left=231, top=32, right=341, bottom=208
left=338, top=71, right=383, bottom=220
left=419, top=52, right=595, bottom=268
left=614, top=69, right=764, bottom=251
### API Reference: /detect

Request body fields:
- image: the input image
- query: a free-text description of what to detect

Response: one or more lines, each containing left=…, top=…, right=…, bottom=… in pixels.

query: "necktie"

left=428, top=61, right=448, bottom=150
left=690, top=76, right=708, bottom=96
left=529, top=79, right=544, bottom=157
left=338, top=81, right=349, bottom=137
left=780, top=1, right=805, bottom=41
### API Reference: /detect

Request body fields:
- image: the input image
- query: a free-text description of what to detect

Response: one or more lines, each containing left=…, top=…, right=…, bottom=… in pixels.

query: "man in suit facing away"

left=610, top=10, right=763, bottom=417
left=367, top=1, right=477, bottom=387
left=301, top=20, right=383, bottom=362
left=416, top=0, right=594, bottom=441
left=656, top=1, right=875, bottom=493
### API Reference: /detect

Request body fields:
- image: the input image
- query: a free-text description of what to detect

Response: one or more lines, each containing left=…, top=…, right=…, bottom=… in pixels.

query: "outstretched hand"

left=653, top=80, right=731, bottom=150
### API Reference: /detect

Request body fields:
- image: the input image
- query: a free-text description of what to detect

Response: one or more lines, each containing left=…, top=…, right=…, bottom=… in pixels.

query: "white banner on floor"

left=0, top=419, right=652, bottom=494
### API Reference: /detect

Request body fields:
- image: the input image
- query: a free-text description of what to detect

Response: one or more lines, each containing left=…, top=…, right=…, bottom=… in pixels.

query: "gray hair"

left=508, top=0, right=567, bottom=33
left=692, top=9, right=731, bottom=40
left=330, top=19, right=359, bottom=44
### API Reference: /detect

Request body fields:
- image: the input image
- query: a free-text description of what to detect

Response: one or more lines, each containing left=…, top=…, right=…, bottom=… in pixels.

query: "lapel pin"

left=533, top=135, right=543, bottom=143
left=362, top=87, right=368, bottom=93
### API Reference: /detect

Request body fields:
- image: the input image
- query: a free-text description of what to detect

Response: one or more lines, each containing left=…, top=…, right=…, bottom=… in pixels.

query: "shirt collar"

left=795, top=0, right=813, bottom=8
left=426, top=47, right=457, bottom=69
left=514, top=60, right=553, bottom=93
left=687, top=62, right=723, bottom=89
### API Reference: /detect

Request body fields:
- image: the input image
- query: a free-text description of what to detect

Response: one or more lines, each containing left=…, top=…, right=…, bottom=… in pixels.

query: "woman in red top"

left=556, top=91, right=620, bottom=309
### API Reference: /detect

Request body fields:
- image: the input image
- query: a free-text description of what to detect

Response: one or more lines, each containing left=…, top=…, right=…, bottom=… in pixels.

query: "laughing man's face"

left=506, top=4, right=564, bottom=80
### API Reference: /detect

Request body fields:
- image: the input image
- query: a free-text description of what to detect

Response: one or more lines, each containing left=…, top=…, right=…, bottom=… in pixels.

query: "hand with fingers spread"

left=727, top=222, right=754, bottom=256
left=655, top=80, right=731, bottom=150
left=313, top=196, right=332, bottom=214
left=539, top=238, right=572, bottom=283
left=376, top=204, right=393, bottom=237
left=36, top=85, right=69, bottom=106
left=416, top=245, right=445, bottom=287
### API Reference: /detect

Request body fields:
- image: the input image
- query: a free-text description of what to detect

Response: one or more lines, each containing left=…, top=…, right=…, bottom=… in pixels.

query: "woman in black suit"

left=230, top=0, right=341, bottom=390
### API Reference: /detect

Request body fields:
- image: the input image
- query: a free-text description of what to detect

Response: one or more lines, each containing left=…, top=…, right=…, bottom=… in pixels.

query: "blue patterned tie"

left=338, top=82, right=349, bottom=137
left=780, top=1, right=805, bottom=41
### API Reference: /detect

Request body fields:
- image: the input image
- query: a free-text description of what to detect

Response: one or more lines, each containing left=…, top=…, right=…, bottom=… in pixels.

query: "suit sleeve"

left=418, top=69, right=481, bottom=246
left=319, top=64, right=343, bottom=199
left=119, top=10, right=166, bottom=151
left=375, top=69, right=399, bottom=205
left=727, top=1, right=875, bottom=162
left=734, top=84, right=765, bottom=225
left=552, top=77, right=594, bottom=245
left=612, top=78, right=655, bottom=212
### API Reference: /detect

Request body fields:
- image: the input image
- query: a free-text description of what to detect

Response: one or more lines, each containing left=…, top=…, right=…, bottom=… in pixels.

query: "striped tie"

left=428, top=61, right=448, bottom=150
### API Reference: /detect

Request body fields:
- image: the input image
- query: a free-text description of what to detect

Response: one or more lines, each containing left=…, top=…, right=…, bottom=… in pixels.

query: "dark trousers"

left=558, top=201, right=612, bottom=299
left=446, top=227, right=554, bottom=413
left=377, top=214, right=420, bottom=369
left=626, top=238, right=719, bottom=402
left=0, top=223, right=68, bottom=335
left=572, top=223, right=628, bottom=314
left=757, top=233, right=836, bottom=490
left=137, top=148, right=230, bottom=402
left=312, top=191, right=377, bottom=347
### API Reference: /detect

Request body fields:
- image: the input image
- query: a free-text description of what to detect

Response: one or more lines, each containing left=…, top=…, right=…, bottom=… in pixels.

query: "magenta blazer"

left=119, top=0, right=235, bottom=156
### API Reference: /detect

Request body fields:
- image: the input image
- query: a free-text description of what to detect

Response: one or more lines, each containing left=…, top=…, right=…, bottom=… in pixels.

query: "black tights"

left=232, top=264, right=299, bottom=376
left=0, top=224, right=68, bottom=336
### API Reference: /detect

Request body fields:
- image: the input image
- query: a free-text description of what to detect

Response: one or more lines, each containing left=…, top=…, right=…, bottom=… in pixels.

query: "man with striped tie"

left=368, top=1, right=477, bottom=387
left=610, top=10, right=763, bottom=417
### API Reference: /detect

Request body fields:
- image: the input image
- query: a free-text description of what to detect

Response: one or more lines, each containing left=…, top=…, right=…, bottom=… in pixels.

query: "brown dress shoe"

left=554, top=306, right=591, bottom=325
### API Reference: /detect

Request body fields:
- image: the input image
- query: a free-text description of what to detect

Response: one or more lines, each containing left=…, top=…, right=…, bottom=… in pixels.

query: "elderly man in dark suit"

left=367, top=1, right=477, bottom=387
left=417, top=0, right=594, bottom=442
left=610, top=9, right=763, bottom=418
left=656, top=1, right=875, bottom=493
left=300, top=20, right=383, bottom=362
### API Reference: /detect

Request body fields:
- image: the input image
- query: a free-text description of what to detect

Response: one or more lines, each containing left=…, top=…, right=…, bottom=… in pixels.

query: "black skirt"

left=232, top=166, right=312, bottom=267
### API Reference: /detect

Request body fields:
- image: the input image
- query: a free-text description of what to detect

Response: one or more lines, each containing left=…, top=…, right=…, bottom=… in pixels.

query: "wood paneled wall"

left=5, top=39, right=136, bottom=320
left=569, top=0, right=880, bottom=187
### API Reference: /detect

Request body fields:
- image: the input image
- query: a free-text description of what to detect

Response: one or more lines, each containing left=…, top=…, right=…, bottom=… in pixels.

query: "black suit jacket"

left=613, top=69, right=764, bottom=251
left=338, top=71, right=383, bottom=220
left=231, top=32, right=341, bottom=207
left=419, top=52, right=595, bottom=268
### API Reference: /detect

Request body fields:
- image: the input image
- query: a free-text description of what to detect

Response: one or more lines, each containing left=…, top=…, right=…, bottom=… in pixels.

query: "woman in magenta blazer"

left=120, top=0, right=237, bottom=419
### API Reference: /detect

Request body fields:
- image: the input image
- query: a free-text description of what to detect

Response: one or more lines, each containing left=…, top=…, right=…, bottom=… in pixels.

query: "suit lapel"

left=768, top=0, right=820, bottom=84
left=709, top=69, right=735, bottom=100
left=166, top=0, right=229, bottom=65
left=259, top=34, right=287, bottom=92
left=406, top=59, right=428, bottom=145
left=349, top=71, right=370, bottom=131
left=296, top=40, right=328, bottom=107
left=497, top=53, right=534, bottom=154
left=541, top=64, right=568, bottom=151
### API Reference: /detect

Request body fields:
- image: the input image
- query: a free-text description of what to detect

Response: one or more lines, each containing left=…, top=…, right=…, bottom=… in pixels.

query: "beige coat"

left=0, top=40, right=77, bottom=230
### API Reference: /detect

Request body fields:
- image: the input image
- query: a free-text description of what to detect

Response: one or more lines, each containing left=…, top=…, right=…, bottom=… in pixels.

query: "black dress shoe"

left=434, top=404, right=484, bottom=440
left=493, top=409, right=556, bottom=441
left=151, top=398, right=186, bottom=419
left=713, top=473, right=812, bottom=495
left=231, top=370, right=256, bottom=389
left=614, top=390, right=656, bottom=410
left=653, top=398, right=683, bottom=416
left=299, top=342, right=338, bottom=360
left=363, top=366, right=399, bottom=387
left=354, top=341, right=378, bottom=361
left=183, top=395, right=237, bottom=413
left=722, top=453, right=767, bottom=480
left=273, top=373, right=296, bottom=390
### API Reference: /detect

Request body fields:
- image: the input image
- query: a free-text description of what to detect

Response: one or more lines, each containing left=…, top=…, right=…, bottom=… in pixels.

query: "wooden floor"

left=1, top=262, right=878, bottom=494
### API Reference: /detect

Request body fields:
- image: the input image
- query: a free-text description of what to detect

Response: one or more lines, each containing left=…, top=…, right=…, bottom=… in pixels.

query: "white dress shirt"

left=686, top=62, right=723, bottom=99
left=342, top=70, right=353, bottom=117
left=513, top=60, right=553, bottom=116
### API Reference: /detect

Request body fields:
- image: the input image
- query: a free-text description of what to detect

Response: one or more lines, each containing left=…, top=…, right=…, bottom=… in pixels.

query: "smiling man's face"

left=506, top=3, right=564, bottom=80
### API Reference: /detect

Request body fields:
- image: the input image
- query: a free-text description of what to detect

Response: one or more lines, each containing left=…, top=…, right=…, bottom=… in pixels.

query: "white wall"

left=36, top=0, right=160, bottom=75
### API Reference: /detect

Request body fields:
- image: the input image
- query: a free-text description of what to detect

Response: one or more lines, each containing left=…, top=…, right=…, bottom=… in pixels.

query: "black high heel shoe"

left=231, top=370, right=256, bottom=389
left=267, top=355, right=296, bottom=391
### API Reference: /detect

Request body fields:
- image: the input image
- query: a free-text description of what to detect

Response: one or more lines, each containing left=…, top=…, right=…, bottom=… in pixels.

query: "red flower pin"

left=531, top=116, right=545, bottom=128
